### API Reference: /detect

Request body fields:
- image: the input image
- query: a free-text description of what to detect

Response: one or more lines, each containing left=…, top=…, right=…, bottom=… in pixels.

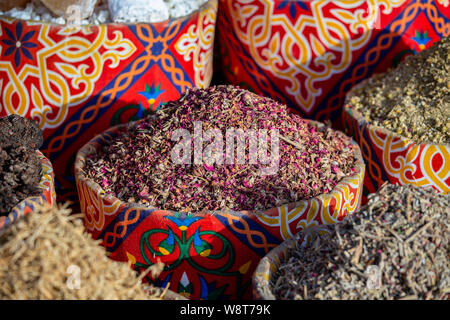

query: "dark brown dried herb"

left=0, top=115, right=42, bottom=216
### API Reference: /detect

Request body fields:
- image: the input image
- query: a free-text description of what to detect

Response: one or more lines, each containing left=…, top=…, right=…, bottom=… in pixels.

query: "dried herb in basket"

left=0, top=203, right=168, bottom=300
left=349, top=36, right=449, bottom=144
left=272, top=184, right=449, bottom=300
left=85, top=85, right=358, bottom=213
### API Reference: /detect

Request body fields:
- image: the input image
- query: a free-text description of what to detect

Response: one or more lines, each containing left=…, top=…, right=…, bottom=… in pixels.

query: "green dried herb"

left=349, top=36, right=450, bottom=144
left=272, top=184, right=450, bottom=300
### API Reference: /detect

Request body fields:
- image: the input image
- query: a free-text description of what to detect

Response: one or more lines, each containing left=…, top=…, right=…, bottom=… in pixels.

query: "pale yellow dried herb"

left=0, top=203, right=166, bottom=300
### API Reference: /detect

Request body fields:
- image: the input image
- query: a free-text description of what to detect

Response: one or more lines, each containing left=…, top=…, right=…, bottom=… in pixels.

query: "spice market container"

left=0, top=150, right=56, bottom=233
left=0, top=199, right=187, bottom=300
left=252, top=229, right=306, bottom=300
left=161, top=289, right=188, bottom=300
left=75, top=119, right=365, bottom=300
left=0, top=0, right=218, bottom=204
left=216, top=0, right=450, bottom=121
left=252, top=183, right=449, bottom=300
left=342, top=80, right=449, bottom=196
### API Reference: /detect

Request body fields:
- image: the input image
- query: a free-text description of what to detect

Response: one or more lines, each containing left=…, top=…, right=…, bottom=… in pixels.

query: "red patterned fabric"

left=0, top=0, right=218, bottom=204
left=217, top=0, right=450, bottom=122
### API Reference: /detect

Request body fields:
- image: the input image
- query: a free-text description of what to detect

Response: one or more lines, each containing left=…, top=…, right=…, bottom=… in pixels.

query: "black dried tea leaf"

left=0, top=115, right=43, bottom=216
left=0, top=114, right=43, bottom=149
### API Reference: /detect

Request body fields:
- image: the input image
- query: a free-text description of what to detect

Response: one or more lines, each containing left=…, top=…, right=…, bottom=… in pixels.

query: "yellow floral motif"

left=0, top=20, right=136, bottom=130
left=227, top=0, right=407, bottom=112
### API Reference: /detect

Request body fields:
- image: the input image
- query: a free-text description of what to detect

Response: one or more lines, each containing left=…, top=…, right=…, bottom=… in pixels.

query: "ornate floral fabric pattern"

left=0, top=150, right=56, bottom=231
left=0, top=0, right=218, bottom=204
left=217, top=0, right=450, bottom=121
left=343, top=105, right=449, bottom=196
left=74, top=122, right=365, bottom=300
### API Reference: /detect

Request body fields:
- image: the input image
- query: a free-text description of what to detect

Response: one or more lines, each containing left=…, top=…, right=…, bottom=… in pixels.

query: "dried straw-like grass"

left=0, top=203, right=166, bottom=300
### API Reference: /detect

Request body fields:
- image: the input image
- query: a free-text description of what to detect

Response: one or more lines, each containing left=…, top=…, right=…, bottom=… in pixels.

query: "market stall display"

left=75, top=86, right=365, bottom=299
left=0, top=0, right=448, bottom=302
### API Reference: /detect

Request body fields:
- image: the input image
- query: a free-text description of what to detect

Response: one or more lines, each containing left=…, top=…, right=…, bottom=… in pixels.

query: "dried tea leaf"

left=272, top=184, right=450, bottom=300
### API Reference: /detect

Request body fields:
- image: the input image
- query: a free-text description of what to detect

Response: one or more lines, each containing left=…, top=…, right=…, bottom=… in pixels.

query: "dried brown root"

left=0, top=202, right=167, bottom=300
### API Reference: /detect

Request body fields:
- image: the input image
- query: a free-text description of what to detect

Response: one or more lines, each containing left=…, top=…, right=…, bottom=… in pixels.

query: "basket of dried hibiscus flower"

left=75, top=85, right=365, bottom=300
left=343, top=36, right=450, bottom=196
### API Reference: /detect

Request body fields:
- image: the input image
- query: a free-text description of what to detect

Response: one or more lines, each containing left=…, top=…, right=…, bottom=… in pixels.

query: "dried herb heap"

left=349, top=36, right=450, bottom=144
left=0, top=203, right=168, bottom=300
left=85, top=85, right=358, bottom=213
left=272, top=184, right=449, bottom=300
left=0, top=115, right=43, bottom=216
